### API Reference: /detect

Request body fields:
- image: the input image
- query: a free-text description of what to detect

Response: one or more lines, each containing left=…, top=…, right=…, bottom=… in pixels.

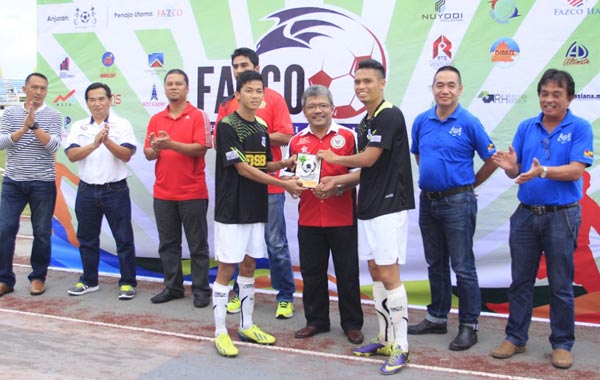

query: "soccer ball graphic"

left=256, top=7, right=387, bottom=120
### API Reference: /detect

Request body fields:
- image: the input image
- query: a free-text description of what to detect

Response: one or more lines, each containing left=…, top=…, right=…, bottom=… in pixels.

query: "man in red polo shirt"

left=215, top=47, right=296, bottom=319
left=288, top=85, right=364, bottom=344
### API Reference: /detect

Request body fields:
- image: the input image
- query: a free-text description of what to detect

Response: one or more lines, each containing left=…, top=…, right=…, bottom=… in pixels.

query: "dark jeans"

left=298, top=225, right=363, bottom=331
left=418, top=190, right=481, bottom=325
left=75, top=180, right=136, bottom=287
left=505, top=204, right=580, bottom=350
left=153, top=198, right=211, bottom=298
left=0, top=178, right=56, bottom=287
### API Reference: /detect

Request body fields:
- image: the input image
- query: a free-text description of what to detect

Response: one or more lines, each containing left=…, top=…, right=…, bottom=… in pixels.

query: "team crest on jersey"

left=449, top=126, right=462, bottom=136
left=261, top=136, right=267, bottom=147
left=331, top=134, right=345, bottom=149
left=300, top=146, right=309, bottom=153
left=557, top=132, right=571, bottom=144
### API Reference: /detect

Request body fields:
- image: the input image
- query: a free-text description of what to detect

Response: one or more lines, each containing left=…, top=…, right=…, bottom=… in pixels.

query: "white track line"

left=0, top=307, right=543, bottom=380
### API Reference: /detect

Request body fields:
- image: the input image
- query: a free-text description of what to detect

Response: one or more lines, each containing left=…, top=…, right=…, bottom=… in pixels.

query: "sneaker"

left=353, top=337, right=393, bottom=357
left=215, top=333, right=239, bottom=357
left=237, top=324, right=276, bottom=345
left=275, top=301, right=293, bottom=319
left=118, top=285, right=136, bottom=300
left=379, top=346, right=409, bottom=375
left=67, top=282, right=99, bottom=296
left=226, top=295, right=240, bottom=314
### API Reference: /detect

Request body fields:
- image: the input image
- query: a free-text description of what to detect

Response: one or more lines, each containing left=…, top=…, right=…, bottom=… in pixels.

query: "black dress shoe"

left=449, top=325, right=477, bottom=351
left=150, top=289, right=184, bottom=304
left=193, top=294, right=210, bottom=308
left=407, top=319, right=448, bottom=335
left=345, top=329, right=364, bottom=344
left=294, top=325, right=330, bottom=339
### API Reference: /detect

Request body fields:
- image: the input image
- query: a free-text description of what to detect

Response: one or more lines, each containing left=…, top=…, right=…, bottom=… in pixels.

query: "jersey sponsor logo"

left=331, top=134, right=346, bottom=149
left=557, top=132, right=571, bottom=144
left=449, top=126, right=462, bottom=137
left=245, top=151, right=267, bottom=169
left=226, top=150, right=240, bottom=161
left=370, top=135, right=382, bottom=143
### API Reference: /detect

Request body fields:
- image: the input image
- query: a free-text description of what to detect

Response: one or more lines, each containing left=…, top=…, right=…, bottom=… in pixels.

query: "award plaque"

left=295, top=153, right=321, bottom=188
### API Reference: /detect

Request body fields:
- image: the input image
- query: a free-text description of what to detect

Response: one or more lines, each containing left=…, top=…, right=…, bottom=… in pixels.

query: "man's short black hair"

left=434, top=65, right=462, bottom=85
left=85, top=82, right=112, bottom=101
left=164, top=68, right=189, bottom=86
left=25, top=72, right=48, bottom=84
left=236, top=70, right=264, bottom=92
left=357, top=59, right=385, bottom=79
left=231, top=47, right=259, bottom=67
left=537, top=69, right=575, bottom=97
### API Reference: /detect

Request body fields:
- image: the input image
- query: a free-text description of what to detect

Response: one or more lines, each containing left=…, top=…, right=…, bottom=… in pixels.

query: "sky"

left=0, top=0, right=37, bottom=79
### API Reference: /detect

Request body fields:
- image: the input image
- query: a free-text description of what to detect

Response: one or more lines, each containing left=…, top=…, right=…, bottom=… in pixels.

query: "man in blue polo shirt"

left=491, top=69, right=594, bottom=370
left=409, top=66, right=497, bottom=351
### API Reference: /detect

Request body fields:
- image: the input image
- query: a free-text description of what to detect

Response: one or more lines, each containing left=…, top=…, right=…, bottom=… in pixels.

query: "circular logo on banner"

left=256, top=7, right=387, bottom=120
left=331, top=134, right=345, bottom=149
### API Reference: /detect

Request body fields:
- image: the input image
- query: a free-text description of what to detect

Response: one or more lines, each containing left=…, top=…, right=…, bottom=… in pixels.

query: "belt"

left=423, top=185, right=473, bottom=201
left=81, top=179, right=127, bottom=188
left=521, top=202, right=579, bottom=215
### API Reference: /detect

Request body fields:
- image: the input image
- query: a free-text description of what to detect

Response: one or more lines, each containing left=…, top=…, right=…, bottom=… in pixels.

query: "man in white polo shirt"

left=64, top=82, right=137, bottom=300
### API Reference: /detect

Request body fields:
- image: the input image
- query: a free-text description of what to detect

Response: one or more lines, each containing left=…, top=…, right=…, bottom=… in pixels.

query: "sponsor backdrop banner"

left=37, top=0, right=600, bottom=322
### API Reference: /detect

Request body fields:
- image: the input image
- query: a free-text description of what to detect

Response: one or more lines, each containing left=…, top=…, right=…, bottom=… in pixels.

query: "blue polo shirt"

left=411, top=104, right=496, bottom=191
left=513, top=109, right=594, bottom=206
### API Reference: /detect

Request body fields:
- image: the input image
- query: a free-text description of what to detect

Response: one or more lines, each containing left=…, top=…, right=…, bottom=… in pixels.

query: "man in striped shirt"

left=0, top=72, right=62, bottom=297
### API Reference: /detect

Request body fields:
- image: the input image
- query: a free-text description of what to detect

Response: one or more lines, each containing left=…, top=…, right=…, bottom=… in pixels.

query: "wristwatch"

left=335, top=184, right=344, bottom=197
left=29, top=122, right=40, bottom=131
left=540, top=166, right=548, bottom=178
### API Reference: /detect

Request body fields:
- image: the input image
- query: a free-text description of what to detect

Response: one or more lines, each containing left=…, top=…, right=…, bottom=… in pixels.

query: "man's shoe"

left=551, top=349, right=573, bottom=369
left=238, top=324, right=276, bottom=345
left=294, top=325, right=330, bottom=339
left=449, top=325, right=478, bottom=351
left=193, top=294, right=210, bottom=308
left=150, top=289, right=183, bottom=304
left=345, top=329, right=364, bottom=344
left=118, top=285, right=136, bottom=300
left=407, top=319, right=447, bottom=335
left=379, top=346, right=409, bottom=375
left=353, top=337, right=393, bottom=357
left=215, top=333, right=239, bottom=357
left=275, top=301, right=294, bottom=319
left=30, top=280, right=46, bottom=296
left=491, top=340, right=526, bottom=359
left=0, top=282, right=14, bottom=297
left=67, top=282, right=99, bottom=296
left=226, top=295, right=241, bottom=314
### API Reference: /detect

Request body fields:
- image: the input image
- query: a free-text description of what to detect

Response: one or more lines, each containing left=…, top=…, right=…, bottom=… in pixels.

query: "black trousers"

left=298, top=225, right=364, bottom=331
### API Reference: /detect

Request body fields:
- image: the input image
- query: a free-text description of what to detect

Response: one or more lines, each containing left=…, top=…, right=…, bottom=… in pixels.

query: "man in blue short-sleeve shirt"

left=409, top=66, right=497, bottom=352
left=491, top=69, right=594, bottom=370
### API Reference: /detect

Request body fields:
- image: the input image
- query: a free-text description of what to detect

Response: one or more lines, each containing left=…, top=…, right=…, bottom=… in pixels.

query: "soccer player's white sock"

left=373, top=281, right=391, bottom=343
left=238, top=275, right=255, bottom=330
left=387, top=284, right=409, bottom=352
left=212, top=282, right=229, bottom=336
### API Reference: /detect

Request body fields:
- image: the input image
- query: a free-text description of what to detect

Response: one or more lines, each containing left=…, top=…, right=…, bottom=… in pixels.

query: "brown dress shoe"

left=551, top=349, right=573, bottom=369
left=491, top=340, right=526, bottom=359
left=30, top=279, right=46, bottom=296
left=345, top=329, right=364, bottom=344
left=0, top=282, right=15, bottom=297
left=294, top=325, right=330, bottom=339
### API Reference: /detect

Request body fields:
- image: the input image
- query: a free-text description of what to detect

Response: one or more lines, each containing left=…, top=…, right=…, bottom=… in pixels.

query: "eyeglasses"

left=304, top=103, right=332, bottom=111
left=541, top=137, right=550, bottom=160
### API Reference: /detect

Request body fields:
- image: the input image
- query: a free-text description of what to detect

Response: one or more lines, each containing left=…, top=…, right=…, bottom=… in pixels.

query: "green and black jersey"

left=214, top=112, right=273, bottom=224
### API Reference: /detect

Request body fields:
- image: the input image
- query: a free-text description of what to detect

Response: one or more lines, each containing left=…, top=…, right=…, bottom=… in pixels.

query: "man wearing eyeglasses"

left=0, top=73, right=62, bottom=297
left=408, top=65, right=497, bottom=351
left=288, top=85, right=364, bottom=345
left=491, top=69, right=594, bottom=369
